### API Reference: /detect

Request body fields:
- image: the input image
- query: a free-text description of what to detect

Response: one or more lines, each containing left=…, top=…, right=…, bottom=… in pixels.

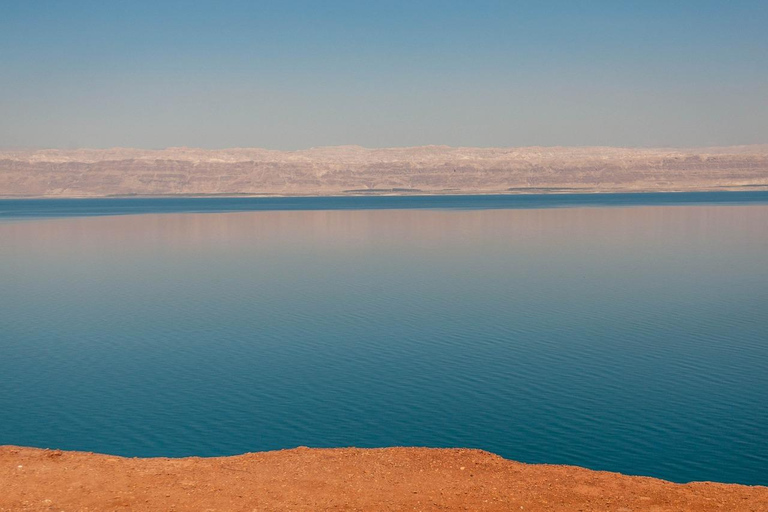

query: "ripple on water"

left=0, top=203, right=766, bottom=484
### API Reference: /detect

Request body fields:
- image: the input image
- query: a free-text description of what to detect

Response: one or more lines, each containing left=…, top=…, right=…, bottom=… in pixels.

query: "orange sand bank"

left=1, top=445, right=766, bottom=511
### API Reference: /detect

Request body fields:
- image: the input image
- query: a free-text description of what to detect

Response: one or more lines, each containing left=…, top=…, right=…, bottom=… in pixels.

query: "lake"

left=1, top=193, right=766, bottom=485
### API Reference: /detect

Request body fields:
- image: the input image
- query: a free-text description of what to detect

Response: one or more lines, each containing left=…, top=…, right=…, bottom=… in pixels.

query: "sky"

left=1, top=0, right=766, bottom=149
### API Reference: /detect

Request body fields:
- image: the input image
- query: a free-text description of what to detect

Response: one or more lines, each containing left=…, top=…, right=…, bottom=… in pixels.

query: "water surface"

left=3, top=191, right=768, bottom=219
left=1, top=195, right=766, bottom=485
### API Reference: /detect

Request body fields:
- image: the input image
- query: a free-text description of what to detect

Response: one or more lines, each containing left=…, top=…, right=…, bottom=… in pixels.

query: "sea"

left=1, top=192, right=766, bottom=485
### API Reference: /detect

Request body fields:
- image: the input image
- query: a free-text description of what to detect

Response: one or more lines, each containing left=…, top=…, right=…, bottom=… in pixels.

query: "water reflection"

left=0, top=204, right=766, bottom=485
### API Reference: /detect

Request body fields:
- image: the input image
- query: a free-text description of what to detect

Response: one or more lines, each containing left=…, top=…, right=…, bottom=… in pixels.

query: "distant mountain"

left=1, top=145, right=767, bottom=197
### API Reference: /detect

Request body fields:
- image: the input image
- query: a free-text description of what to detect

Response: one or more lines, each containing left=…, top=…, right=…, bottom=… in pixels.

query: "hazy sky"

left=1, top=1, right=766, bottom=149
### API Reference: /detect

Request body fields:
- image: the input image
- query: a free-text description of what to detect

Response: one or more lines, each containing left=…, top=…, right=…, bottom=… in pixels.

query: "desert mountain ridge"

left=2, top=144, right=767, bottom=197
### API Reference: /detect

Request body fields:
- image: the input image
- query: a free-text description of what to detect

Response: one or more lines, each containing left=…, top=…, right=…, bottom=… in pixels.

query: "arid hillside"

left=2, top=446, right=767, bottom=511
left=1, top=145, right=767, bottom=197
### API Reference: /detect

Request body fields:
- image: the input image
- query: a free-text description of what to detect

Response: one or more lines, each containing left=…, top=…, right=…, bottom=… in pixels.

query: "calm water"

left=3, top=191, right=768, bottom=219
left=1, top=194, right=767, bottom=485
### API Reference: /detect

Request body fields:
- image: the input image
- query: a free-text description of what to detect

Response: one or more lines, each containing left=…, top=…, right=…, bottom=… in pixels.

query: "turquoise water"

left=3, top=191, right=768, bottom=219
left=1, top=193, right=767, bottom=485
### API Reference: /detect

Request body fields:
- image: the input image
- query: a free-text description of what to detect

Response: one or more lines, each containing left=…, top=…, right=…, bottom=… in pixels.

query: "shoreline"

left=2, top=445, right=766, bottom=511
left=2, top=184, right=768, bottom=200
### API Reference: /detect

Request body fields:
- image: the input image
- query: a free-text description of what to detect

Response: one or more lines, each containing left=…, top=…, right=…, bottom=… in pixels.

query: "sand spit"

left=1, top=446, right=766, bottom=511
left=2, top=145, right=768, bottom=197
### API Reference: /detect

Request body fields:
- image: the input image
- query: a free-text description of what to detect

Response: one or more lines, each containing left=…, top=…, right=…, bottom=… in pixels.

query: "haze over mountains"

left=1, top=145, right=767, bottom=197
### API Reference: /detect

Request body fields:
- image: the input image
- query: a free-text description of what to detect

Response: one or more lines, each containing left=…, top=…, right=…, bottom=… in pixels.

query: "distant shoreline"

left=2, top=185, right=767, bottom=200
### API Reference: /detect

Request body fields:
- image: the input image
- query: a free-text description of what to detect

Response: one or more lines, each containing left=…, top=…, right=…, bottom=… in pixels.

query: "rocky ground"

left=1, top=446, right=766, bottom=511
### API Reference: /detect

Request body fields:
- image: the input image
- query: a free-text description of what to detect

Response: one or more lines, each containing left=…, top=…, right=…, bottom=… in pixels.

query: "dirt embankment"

left=1, top=446, right=766, bottom=511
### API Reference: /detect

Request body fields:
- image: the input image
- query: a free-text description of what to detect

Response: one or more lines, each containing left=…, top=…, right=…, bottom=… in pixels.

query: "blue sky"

left=1, top=0, right=766, bottom=149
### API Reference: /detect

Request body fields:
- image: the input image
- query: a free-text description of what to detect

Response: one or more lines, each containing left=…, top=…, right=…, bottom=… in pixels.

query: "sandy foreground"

left=1, top=446, right=766, bottom=511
